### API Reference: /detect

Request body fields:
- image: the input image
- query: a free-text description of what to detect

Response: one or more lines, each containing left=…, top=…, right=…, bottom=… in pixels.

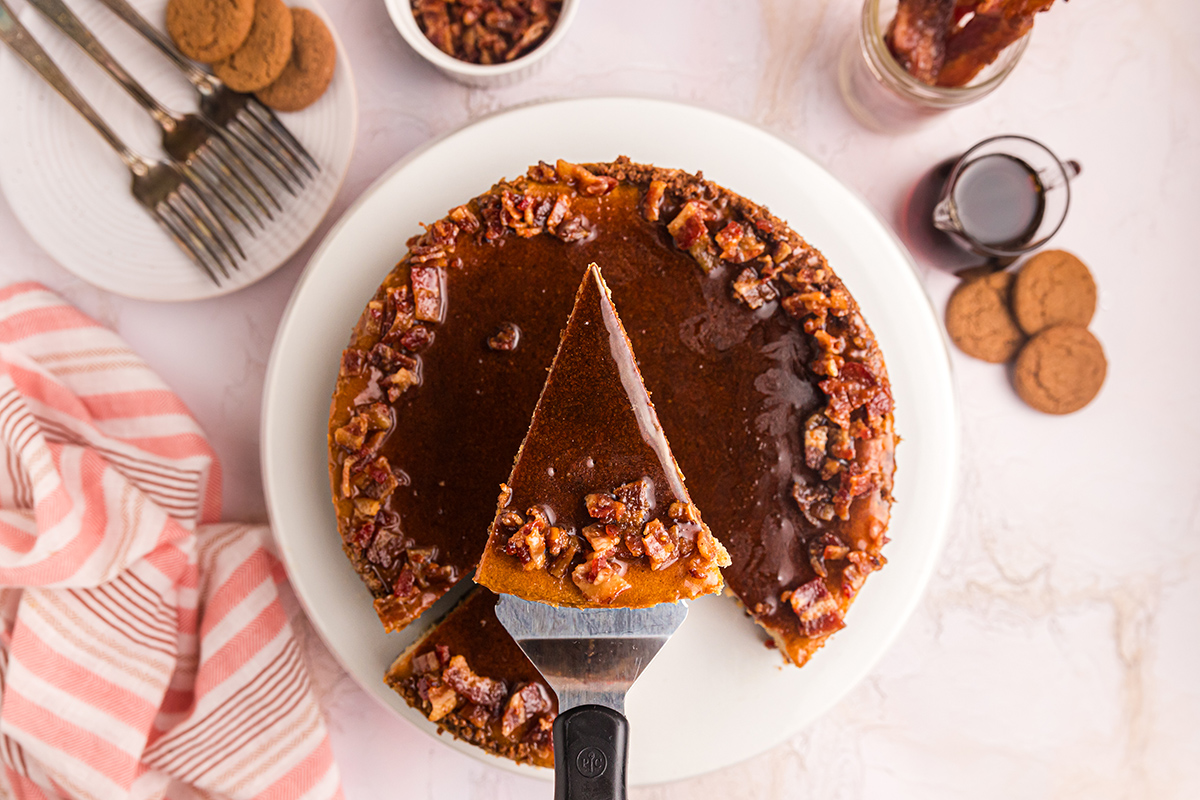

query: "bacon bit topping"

left=786, top=578, right=846, bottom=637
left=841, top=550, right=885, bottom=598
left=667, top=200, right=714, bottom=251
left=792, top=479, right=836, bottom=526
left=555, top=160, right=617, bottom=196
left=833, top=464, right=878, bottom=520
left=612, top=479, right=653, bottom=526
left=410, top=265, right=444, bottom=323
left=641, top=518, right=677, bottom=571
left=820, top=362, right=894, bottom=429
left=546, top=526, right=571, bottom=556
left=461, top=703, right=492, bottom=729
left=501, top=683, right=552, bottom=738
left=443, top=655, right=507, bottom=709
left=398, top=324, right=434, bottom=353
left=584, top=493, right=626, bottom=522
left=642, top=180, right=667, bottom=222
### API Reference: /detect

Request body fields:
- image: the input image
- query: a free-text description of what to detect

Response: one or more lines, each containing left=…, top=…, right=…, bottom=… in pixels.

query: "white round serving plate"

left=0, top=0, right=357, bottom=302
left=262, top=97, right=958, bottom=785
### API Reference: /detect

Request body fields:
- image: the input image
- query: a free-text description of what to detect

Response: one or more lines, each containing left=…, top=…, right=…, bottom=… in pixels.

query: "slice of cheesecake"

left=474, top=263, right=730, bottom=607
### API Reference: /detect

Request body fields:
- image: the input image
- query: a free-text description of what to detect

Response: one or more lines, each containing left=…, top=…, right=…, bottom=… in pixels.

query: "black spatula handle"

left=553, top=705, right=627, bottom=800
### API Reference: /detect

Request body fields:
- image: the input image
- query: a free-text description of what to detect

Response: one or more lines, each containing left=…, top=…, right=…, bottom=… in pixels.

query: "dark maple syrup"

left=951, top=153, right=1045, bottom=249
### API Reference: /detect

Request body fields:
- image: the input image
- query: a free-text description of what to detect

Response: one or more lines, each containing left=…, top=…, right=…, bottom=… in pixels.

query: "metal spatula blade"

left=495, top=595, right=688, bottom=800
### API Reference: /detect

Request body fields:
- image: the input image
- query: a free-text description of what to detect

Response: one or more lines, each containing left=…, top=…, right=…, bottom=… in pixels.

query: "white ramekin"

left=385, top=0, right=579, bottom=88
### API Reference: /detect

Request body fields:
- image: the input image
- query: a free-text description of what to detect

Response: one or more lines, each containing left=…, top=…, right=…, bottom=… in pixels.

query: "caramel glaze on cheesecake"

left=328, top=157, right=896, bottom=667
left=474, top=264, right=731, bottom=607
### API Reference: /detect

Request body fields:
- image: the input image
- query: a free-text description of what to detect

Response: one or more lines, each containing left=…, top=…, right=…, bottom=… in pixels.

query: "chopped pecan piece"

left=695, top=526, right=732, bottom=567
left=731, top=266, right=780, bottom=310
left=668, top=501, right=702, bottom=524
left=584, top=493, right=626, bottom=522
left=715, top=221, right=767, bottom=264
left=502, top=507, right=549, bottom=570
left=341, top=348, right=366, bottom=376
left=386, top=368, right=420, bottom=401
left=804, top=415, right=830, bottom=470
left=448, top=204, right=480, bottom=233
left=412, top=650, right=442, bottom=676
left=334, top=414, right=369, bottom=451
left=551, top=213, right=593, bottom=243
left=582, top=523, right=620, bottom=556
left=546, top=525, right=571, bottom=556
left=425, top=681, right=458, bottom=722
left=487, top=322, right=521, bottom=351
left=412, top=0, right=563, bottom=65
left=572, top=555, right=631, bottom=603
left=841, top=550, right=885, bottom=598
left=353, top=497, right=381, bottom=518
left=501, top=683, right=552, bottom=738
left=555, top=160, right=617, bottom=195
left=792, top=479, right=836, bottom=526
left=461, top=702, right=493, bottom=729
left=340, top=455, right=357, bottom=498
left=642, top=180, right=667, bottom=222
left=641, top=518, right=677, bottom=571
left=786, top=578, right=846, bottom=637
left=410, top=265, right=444, bottom=323
left=807, top=532, right=850, bottom=578
left=398, top=324, right=434, bottom=353
left=547, top=535, right=580, bottom=579
left=612, top=479, right=653, bottom=526
left=443, top=655, right=507, bottom=709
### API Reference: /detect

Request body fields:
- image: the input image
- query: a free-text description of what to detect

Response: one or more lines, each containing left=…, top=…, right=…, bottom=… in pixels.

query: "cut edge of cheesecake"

left=473, top=263, right=731, bottom=608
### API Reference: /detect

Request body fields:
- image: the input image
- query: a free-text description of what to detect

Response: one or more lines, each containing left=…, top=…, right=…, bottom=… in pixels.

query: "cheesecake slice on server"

left=474, top=264, right=730, bottom=608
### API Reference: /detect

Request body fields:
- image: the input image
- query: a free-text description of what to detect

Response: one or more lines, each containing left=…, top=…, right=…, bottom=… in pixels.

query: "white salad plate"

left=0, top=0, right=356, bottom=301
left=262, top=97, right=958, bottom=785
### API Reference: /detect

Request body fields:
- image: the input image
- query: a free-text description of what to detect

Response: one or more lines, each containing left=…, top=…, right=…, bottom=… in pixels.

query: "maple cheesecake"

left=475, top=264, right=731, bottom=607
left=329, top=157, right=895, bottom=711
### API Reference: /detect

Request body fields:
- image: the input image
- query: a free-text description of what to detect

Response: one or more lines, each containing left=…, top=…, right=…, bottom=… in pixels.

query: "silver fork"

left=93, top=0, right=319, bottom=188
left=0, top=0, right=239, bottom=283
left=26, top=0, right=272, bottom=232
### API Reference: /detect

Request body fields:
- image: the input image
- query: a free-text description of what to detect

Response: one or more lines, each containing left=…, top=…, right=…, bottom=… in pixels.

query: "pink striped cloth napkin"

left=0, top=283, right=342, bottom=800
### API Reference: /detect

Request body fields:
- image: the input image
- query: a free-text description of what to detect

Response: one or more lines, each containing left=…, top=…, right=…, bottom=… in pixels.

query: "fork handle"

left=0, top=0, right=136, bottom=167
left=91, top=0, right=213, bottom=90
left=26, top=0, right=171, bottom=123
left=553, top=705, right=628, bottom=800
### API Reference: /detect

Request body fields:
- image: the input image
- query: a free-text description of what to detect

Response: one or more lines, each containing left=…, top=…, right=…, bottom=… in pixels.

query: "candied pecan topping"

left=500, top=507, right=549, bottom=570
left=667, top=200, right=714, bottom=251
left=398, top=324, right=434, bottom=353
left=612, top=479, right=653, bottom=526
left=425, top=680, right=458, bottom=722
left=410, top=265, right=445, bottom=323
left=411, top=0, right=563, bottom=65
left=732, top=266, right=780, bottom=310
left=841, top=550, right=885, bottom=598
left=806, top=531, right=849, bottom=578
left=642, top=180, right=667, bottom=222
left=785, top=578, right=846, bottom=637
left=668, top=501, right=702, bottom=524
left=572, top=554, right=631, bottom=603
left=555, top=160, right=617, bottom=196
left=341, top=348, right=366, bottom=376
left=584, top=493, right=626, bottom=522
left=448, top=204, right=480, bottom=233
left=461, top=702, right=493, bottom=729
left=443, top=655, right=507, bottom=709
left=547, top=535, right=580, bottom=579
left=500, top=683, right=552, bottom=738
left=820, top=362, right=894, bottom=429
left=581, top=523, right=621, bottom=556
left=715, top=221, right=767, bottom=264
left=641, top=518, right=677, bottom=571
left=792, top=479, right=836, bottom=527
left=487, top=322, right=521, bottom=351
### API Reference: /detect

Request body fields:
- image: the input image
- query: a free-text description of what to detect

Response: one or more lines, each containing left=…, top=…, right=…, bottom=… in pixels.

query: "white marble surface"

left=2, top=0, right=1198, bottom=797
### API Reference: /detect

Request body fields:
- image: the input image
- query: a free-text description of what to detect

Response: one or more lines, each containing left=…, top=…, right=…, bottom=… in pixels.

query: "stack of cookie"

left=945, top=250, right=1107, bottom=414
left=167, top=0, right=336, bottom=111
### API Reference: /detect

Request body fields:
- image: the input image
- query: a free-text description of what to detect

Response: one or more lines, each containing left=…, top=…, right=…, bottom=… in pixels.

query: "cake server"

left=495, top=595, right=687, bottom=800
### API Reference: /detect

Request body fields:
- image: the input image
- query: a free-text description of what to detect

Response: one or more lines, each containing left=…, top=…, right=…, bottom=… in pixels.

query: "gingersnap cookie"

left=1011, top=250, right=1097, bottom=336
left=1013, top=325, right=1106, bottom=414
left=166, top=0, right=255, bottom=63
left=255, top=8, right=336, bottom=112
left=944, top=270, right=1025, bottom=363
left=212, top=0, right=294, bottom=92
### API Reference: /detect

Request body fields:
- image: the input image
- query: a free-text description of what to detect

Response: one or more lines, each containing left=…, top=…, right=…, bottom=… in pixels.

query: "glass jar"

left=838, top=0, right=1031, bottom=132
